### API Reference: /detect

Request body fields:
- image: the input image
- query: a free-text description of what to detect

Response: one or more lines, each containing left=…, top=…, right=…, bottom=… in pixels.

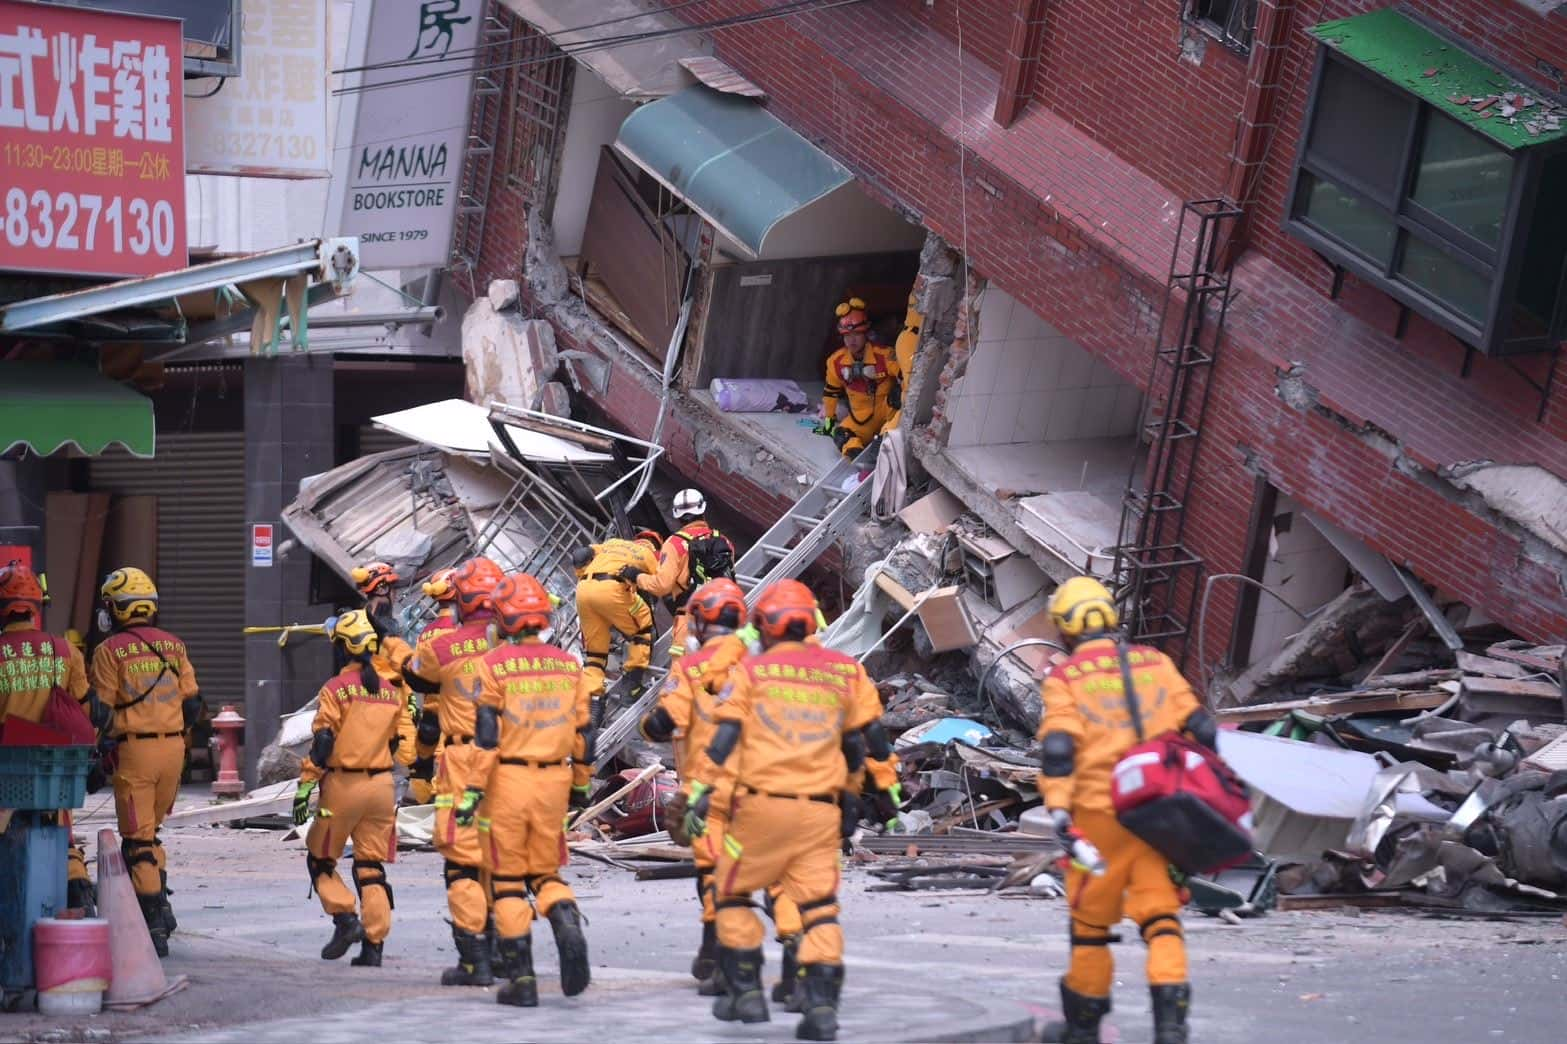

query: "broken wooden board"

left=1484, top=643, right=1563, bottom=675
left=1215, top=688, right=1450, bottom=724
left=1456, top=651, right=1540, bottom=680
left=1459, top=675, right=1567, bottom=719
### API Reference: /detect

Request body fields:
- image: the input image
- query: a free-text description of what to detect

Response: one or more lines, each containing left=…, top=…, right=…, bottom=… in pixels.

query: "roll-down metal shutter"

left=90, top=432, right=247, bottom=712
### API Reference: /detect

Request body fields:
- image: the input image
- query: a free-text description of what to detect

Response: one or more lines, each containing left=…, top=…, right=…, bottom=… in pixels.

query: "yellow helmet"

left=421, top=567, right=457, bottom=602
left=328, top=610, right=379, bottom=657
left=351, top=561, right=400, bottom=596
left=1047, top=576, right=1119, bottom=639
left=101, top=567, right=158, bottom=623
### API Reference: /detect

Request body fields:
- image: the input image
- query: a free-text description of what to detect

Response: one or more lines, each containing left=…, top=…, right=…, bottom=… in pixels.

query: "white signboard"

left=185, top=0, right=329, bottom=177
left=327, top=0, right=481, bottom=268
left=251, top=523, right=274, bottom=567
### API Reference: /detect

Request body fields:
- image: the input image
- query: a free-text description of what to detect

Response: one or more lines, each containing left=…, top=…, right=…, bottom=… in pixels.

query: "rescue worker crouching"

left=293, top=610, right=413, bottom=967
left=468, top=573, right=594, bottom=1007
left=0, top=562, right=106, bottom=913
left=680, top=580, right=888, bottom=1041
left=405, top=568, right=460, bottom=807
left=1036, top=577, right=1217, bottom=1044
left=638, top=578, right=750, bottom=994
left=572, top=532, right=660, bottom=701
left=635, top=489, right=737, bottom=661
left=820, top=297, right=901, bottom=457
left=403, top=556, right=506, bottom=986
left=90, top=567, right=200, bottom=958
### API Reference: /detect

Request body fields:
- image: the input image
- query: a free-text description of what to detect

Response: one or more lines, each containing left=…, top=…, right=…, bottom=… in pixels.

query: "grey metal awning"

left=614, top=85, right=855, bottom=258
left=498, top=0, right=702, bottom=99
left=0, top=238, right=360, bottom=338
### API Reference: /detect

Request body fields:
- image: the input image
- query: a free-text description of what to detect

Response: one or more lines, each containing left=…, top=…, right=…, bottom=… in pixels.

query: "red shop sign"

left=0, top=0, right=186, bottom=278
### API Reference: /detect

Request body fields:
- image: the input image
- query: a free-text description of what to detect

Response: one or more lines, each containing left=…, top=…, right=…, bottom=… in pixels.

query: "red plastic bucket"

left=34, top=916, right=111, bottom=1015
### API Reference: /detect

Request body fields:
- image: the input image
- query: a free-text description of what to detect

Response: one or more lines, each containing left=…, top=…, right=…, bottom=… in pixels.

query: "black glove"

left=409, top=754, right=435, bottom=782
left=617, top=565, right=644, bottom=583
left=839, top=791, right=861, bottom=839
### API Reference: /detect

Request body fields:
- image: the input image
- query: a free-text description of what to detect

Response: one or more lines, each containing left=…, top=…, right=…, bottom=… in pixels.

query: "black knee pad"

left=1139, top=914, right=1183, bottom=943
left=121, top=838, right=158, bottom=870
left=416, top=712, right=441, bottom=748
left=352, top=859, right=394, bottom=910
left=694, top=869, right=714, bottom=903
left=798, top=894, right=840, bottom=933
left=443, top=859, right=481, bottom=887
left=306, top=854, right=336, bottom=895
left=716, top=895, right=757, bottom=913
left=491, top=872, right=529, bottom=903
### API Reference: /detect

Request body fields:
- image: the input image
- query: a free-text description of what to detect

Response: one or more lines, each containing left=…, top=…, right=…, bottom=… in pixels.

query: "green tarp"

left=1310, top=9, right=1567, bottom=151
left=0, top=363, right=154, bottom=458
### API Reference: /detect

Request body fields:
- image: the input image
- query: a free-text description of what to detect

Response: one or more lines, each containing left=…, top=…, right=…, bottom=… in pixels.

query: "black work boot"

left=1151, top=983, right=1191, bottom=1044
left=321, top=912, right=364, bottom=960
left=774, top=933, right=801, bottom=1008
left=692, top=919, right=718, bottom=981
left=496, top=935, right=539, bottom=1008
left=1040, top=980, right=1111, bottom=1043
left=794, top=963, right=845, bottom=1042
left=160, top=870, right=177, bottom=935
left=440, top=926, right=495, bottom=986
left=137, top=893, right=169, bottom=958
left=546, top=901, right=591, bottom=996
left=713, top=946, right=769, bottom=1024
left=623, top=667, right=648, bottom=699
left=351, top=940, right=383, bottom=967
left=67, top=878, right=96, bottom=916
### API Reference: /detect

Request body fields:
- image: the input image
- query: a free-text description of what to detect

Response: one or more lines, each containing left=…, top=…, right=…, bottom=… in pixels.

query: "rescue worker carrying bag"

left=1107, top=642, right=1253, bottom=875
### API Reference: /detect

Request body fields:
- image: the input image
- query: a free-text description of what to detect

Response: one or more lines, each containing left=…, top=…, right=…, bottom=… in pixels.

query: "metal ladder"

left=597, top=448, right=876, bottom=761
left=451, top=1, right=509, bottom=273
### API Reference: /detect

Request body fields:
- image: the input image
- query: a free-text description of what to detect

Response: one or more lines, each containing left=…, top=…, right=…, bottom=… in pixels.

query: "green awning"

left=1309, top=9, right=1567, bottom=150
left=614, top=84, right=854, bottom=257
left=0, top=363, right=154, bottom=458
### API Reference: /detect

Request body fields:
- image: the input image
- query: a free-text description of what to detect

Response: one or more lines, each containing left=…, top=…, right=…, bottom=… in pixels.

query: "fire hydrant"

left=211, top=705, right=246, bottom=798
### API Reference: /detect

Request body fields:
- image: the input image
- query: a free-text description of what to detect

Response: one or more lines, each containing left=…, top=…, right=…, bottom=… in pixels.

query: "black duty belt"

left=444, top=734, right=474, bottom=746
left=118, top=731, right=184, bottom=741
left=332, top=767, right=391, bottom=776
left=588, top=572, right=627, bottom=583
left=741, top=787, right=836, bottom=805
left=499, top=757, right=569, bottom=768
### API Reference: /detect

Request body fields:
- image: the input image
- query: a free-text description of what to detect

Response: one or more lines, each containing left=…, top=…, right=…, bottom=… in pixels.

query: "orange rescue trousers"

left=482, top=762, right=576, bottom=938
left=714, top=795, right=841, bottom=966
left=1064, top=810, right=1188, bottom=998
left=433, top=741, right=490, bottom=933
left=112, top=735, right=185, bottom=897
left=306, top=770, right=397, bottom=944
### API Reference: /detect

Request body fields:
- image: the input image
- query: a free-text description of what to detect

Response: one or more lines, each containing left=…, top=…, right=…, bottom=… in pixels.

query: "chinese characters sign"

left=328, top=0, right=480, bottom=268
left=186, top=0, right=328, bottom=178
left=0, top=0, right=185, bottom=277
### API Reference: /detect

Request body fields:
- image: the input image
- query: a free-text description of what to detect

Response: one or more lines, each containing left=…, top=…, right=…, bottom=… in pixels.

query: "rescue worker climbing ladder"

left=90, top=566, right=201, bottom=958
left=681, top=580, right=894, bottom=1042
left=470, top=573, right=594, bottom=1008
left=573, top=532, right=660, bottom=700
left=293, top=610, right=414, bottom=967
left=1036, top=577, right=1218, bottom=1044
left=404, top=556, right=505, bottom=986
left=636, top=488, right=737, bottom=661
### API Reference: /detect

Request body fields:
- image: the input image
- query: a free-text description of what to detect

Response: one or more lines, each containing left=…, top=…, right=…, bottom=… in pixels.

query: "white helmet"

left=672, top=488, right=706, bottom=519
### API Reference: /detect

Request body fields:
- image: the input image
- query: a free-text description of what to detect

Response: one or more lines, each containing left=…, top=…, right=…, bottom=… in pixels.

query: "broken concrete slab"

left=462, top=295, right=561, bottom=408
left=1217, top=731, right=1382, bottom=860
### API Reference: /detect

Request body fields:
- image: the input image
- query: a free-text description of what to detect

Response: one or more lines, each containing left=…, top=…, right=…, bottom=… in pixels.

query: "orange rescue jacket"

left=407, top=613, right=496, bottom=742
left=300, top=662, right=413, bottom=783
left=472, top=638, right=592, bottom=781
left=91, top=626, right=198, bottom=737
left=0, top=623, right=88, bottom=723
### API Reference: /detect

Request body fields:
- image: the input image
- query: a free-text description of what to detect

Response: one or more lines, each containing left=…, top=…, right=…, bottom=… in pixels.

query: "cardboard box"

left=897, top=488, right=964, bottom=534
left=872, top=572, right=978, bottom=653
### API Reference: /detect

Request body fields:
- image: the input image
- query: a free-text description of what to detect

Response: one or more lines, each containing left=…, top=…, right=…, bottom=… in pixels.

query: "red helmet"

left=752, top=579, right=819, bottom=642
left=451, top=557, right=504, bottom=617
left=352, top=561, right=400, bottom=595
left=687, top=578, right=745, bottom=633
left=836, top=296, right=870, bottom=334
left=634, top=529, right=663, bottom=552
left=0, top=560, right=43, bottom=622
left=491, top=573, right=553, bottom=635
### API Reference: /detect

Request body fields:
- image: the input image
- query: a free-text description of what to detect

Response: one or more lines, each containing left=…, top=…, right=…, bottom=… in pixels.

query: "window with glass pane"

left=1410, top=114, right=1513, bottom=249
left=1299, top=173, right=1397, bottom=265
left=1306, top=61, right=1414, bottom=197
left=1397, top=236, right=1491, bottom=322
left=1507, top=153, right=1567, bottom=342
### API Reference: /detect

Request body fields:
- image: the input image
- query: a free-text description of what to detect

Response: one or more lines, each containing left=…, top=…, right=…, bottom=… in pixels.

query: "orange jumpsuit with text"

left=91, top=626, right=198, bottom=899
left=406, top=612, right=458, bottom=805
left=1036, top=638, right=1202, bottom=996
left=711, top=642, right=882, bottom=967
left=472, top=639, right=592, bottom=939
left=637, top=524, right=736, bottom=659
left=575, top=539, right=658, bottom=694
left=407, top=613, right=496, bottom=933
left=302, top=660, right=413, bottom=944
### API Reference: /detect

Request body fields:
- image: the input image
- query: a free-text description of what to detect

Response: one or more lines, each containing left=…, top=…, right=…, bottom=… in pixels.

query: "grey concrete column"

left=243, top=356, right=335, bottom=787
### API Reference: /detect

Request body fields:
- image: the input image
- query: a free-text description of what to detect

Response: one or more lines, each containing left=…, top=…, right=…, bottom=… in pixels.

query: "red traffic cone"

left=96, top=829, right=189, bottom=1009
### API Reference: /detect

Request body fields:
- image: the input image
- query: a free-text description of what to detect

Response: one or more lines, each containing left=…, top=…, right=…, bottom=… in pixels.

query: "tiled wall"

left=948, top=287, right=1144, bottom=448
left=1249, top=497, right=1352, bottom=664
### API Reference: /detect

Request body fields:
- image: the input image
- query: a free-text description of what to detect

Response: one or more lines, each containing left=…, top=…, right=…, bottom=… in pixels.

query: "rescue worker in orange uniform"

left=353, top=561, right=414, bottom=671
left=404, top=556, right=505, bottom=986
left=884, top=292, right=923, bottom=431
left=90, top=566, right=201, bottom=957
left=681, top=580, right=892, bottom=1041
left=465, top=573, right=594, bottom=1007
left=572, top=532, right=660, bottom=699
left=292, top=610, right=414, bottom=967
left=821, top=297, right=901, bottom=457
left=1036, top=577, right=1215, bottom=1044
left=638, top=579, right=751, bottom=993
left=406, top=568, right=460, bottom=807
left=635, top=489, right=736, bottom=660
left=0, top=561, right=103, bottom=911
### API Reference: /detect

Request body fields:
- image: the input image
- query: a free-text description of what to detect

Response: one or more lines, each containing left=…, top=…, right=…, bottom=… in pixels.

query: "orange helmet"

left=351, top=561, right=400, bottom=596
left=0, top=560, right=43, bottom=622
left=451, top=557, right=504, bottom=617
left=687, top=578, right=746, bottom=633
left=752, top=579, right=819, bottom=643
left=634, top=529, right=663, bottom=552
left=491, top=573, right=554, bottom=635
left=835, top=296, right=869, bottom=334
left=422, top=567, right=457, bottom=603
